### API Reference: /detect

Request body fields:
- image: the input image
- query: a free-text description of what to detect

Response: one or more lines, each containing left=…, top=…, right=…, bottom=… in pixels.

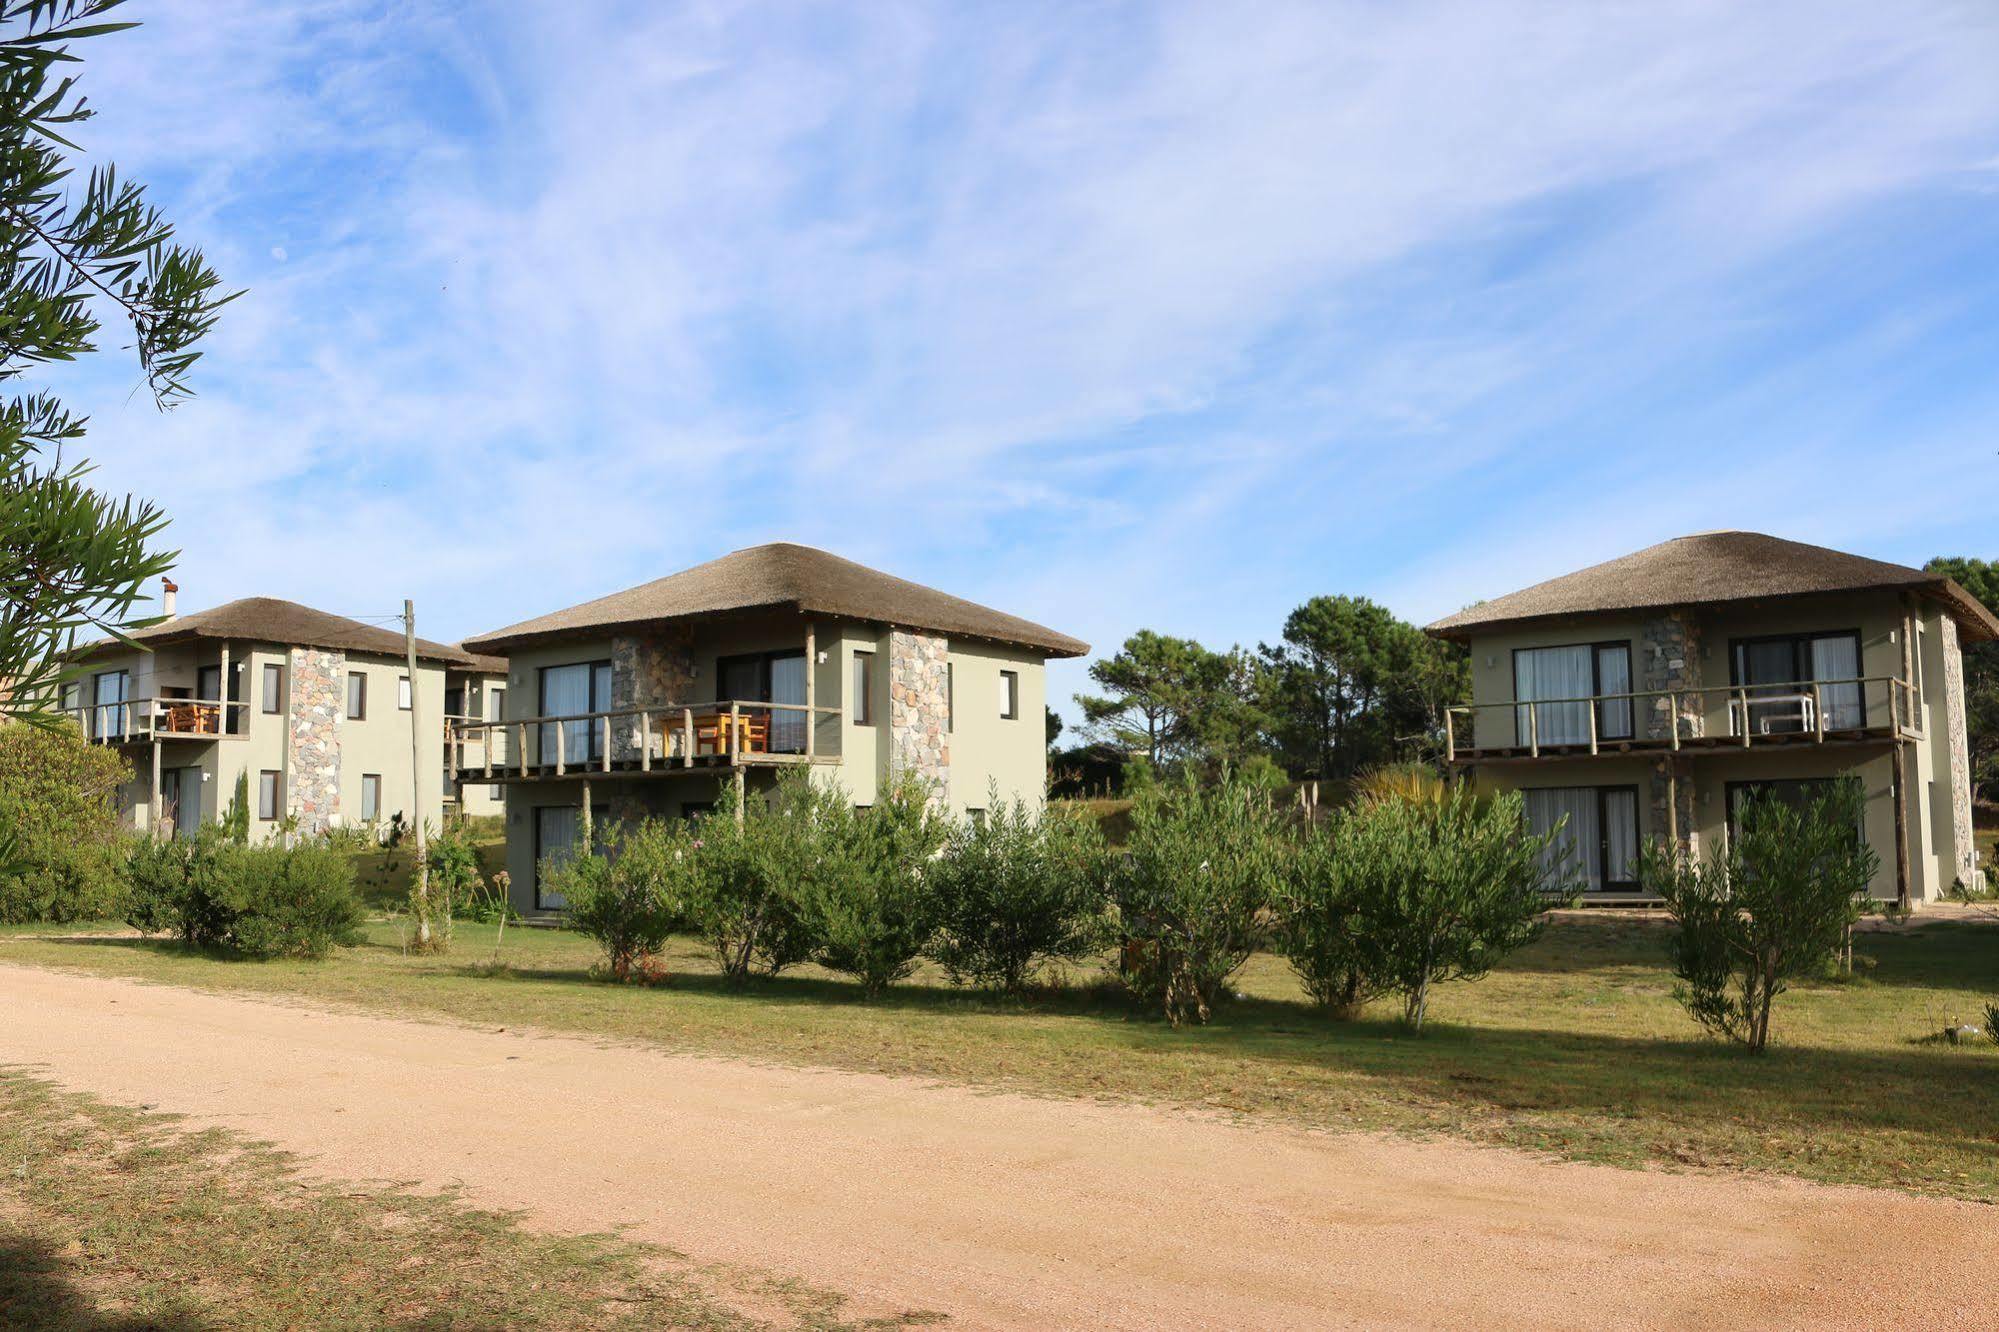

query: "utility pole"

left=405, top=599, right=432, bottom=948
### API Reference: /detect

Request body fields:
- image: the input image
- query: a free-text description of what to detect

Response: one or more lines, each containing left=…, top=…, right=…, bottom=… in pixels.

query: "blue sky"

left=49, top=1, right=1999, bottom=718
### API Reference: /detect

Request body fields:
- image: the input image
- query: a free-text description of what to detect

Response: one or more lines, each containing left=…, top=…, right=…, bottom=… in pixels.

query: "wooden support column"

left=581, top=780, right=593, bottom=852
left=150, top=740, right=163, bottom=838
left=218, top=642, right=231, bottom=732
left=1892, top=741, right=1912, bottom=911
left=1665, top=761, right=1679, bottom=852
left=733, top=766, right=746, bottom=828
left=804, top=621, right=817, bottom=760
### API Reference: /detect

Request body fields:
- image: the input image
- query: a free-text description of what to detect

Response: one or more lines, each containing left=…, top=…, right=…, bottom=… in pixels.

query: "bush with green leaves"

left=410, top=818, right=488, bottom=954
left=0, top=720, right=131, bottom=922
left=927, top=795, right=1107, bottom=995
left=682, top=777, right=822, bottom=985
left=804, top=776, right=950, bottom=998
left=1640, top=780, right=1877, bottom=1052
left=550, top=819, right=695, bottom=982
left=1270, top=816, right=1392, bottom=1019
left=1109, top=769, right=1291, bottom=1026
left=124, top=828, right=362, bottom=960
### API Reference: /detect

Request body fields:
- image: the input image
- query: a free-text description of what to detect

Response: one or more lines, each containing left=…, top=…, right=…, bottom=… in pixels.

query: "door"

left=159, top=768, right=198, bottom=838
left=769, top=653, right=807, bottom=753
left=93, top=670, right=130, bottom=740
left=534, top=805, right=581, bottom=909
left=1738, top=639, right=1805, bottom=733
left=1523, top=785, right=1640, bottom=893
left=538, top=663, right=610, bottom=766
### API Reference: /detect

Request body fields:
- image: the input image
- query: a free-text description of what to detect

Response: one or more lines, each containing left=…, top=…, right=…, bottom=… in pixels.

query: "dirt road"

left=2, top=962, right=1993, bottom=1329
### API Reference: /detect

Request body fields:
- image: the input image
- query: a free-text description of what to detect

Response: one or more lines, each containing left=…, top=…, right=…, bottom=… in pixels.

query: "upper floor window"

left=1731, top=632, right=1863, bottom=732
left=1513, top=643, right=1631, bottom=747
left=258, top=770, right=281, bottom=822
left=852, top=651, right=875, bottom=726
left=93, top=669, right=130, bottom=739
left=347, top=671, right=367, bottom=720
left=539, top=660, right=612, bottom=764
left=999, top=669, right=1020, bottom=720
left=398, top=675, right=413, bottom=711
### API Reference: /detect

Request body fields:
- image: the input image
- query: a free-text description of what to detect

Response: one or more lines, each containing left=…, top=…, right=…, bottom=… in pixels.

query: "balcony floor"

left=457, top=751, right=839, bottom=785
left=1449, top=725, right=1907, bottom=766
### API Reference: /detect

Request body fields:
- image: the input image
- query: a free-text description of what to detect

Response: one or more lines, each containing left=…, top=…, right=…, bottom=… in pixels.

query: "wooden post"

left=581, top=780, right=593, bottom=852
left=1738, top=687, right=1751, bottom=747
left=218, top=642, right=231, bottom=733
left=1444, top=709, right=1455, bottom=761
left=805, top=621, right=817, bottom=760
left=554, top=716, right=566, bottom=776
left=1665, top=763, right=1679, bottom=852
left=729, top=700, right=741, bottom=761
left=733, top=765, right=746, bottom=827
left=1528, top=702, right=1539, bottom=758
left=517, top=721, right=529, bottom=777
left=1587, top=697, right=1599, bottom=756
left=600, top=713, right=611, bottom=773
left=484, top=721, right=494, bottom=780
left=1811, top=682, right=1823, bottom=743
left=403, top=600, right=431, bottom=949
left=639, top=709, right=651, bottom=772
left=682, top=707, right=694, bottom=768
left=1670, top=692, right=1681, bottom=751
left=1891, top=741, right=1912, bottom=911
left=150, top=739, right=162, bottom=839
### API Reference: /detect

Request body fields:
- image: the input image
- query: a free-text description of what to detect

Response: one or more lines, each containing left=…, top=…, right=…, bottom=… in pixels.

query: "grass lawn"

left=3, top=914, right=1997, bottom=1202
left=0, top=1070, right=927, bottom=1331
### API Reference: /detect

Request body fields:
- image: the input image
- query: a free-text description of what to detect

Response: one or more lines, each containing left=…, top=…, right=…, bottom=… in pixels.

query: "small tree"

left=927, top=793, right=1108, bottom=995
left=552, top=819, right=692, bottom=983
left=1271, top=817, right=1392, bottom=1019
left=683, top=776, right=820, bottom=985
left=0, top=717, right=128, bottom=921
left=1640, top=781, right=1876, bottom=1052
left=219, top=770, right=250, bottom=845
left=807, top=776, right=949, bottom=998
left=1109, top=769, right=1290, bottom=1026
left=409, top=818, right=485, bottom=954
left=1348, top=788, right=1570, bottom=1031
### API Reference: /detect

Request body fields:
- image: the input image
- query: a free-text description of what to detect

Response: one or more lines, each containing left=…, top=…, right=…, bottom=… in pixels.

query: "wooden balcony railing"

left=69, top=698, right=250, bottom=743
left=448, top=698, right=843, bottom=781
left=1444, top=675, right=1920, bottom=763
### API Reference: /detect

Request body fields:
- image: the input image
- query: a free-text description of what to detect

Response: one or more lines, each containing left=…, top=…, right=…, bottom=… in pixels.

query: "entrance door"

left=159, top=768, right=199, bottom=838
left=534, top=805, right=581, bottom=909
left=769, top=654, right=807, bottom=754
left=1523, top=785, right=1641, bottom=893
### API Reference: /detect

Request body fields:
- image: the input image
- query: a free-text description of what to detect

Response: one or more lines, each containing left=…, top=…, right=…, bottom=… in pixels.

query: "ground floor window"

left=1522, top=785, right=1639, bottom=893
left=1725, top=778, right=1862, bottom=849
left=160, top=767, right=200, bottom=839
left=534, top=805, right=582, bottom=910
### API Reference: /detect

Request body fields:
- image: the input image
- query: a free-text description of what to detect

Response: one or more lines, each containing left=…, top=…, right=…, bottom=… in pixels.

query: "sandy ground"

left=2, top=963, right=1995, bottom=1330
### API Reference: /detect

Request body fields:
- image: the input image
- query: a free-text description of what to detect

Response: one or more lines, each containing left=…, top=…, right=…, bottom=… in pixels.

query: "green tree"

left=0, top=2, right=233, bottom=732
left=1078, top=631, right=1257, bottom=771
left=0, top=715, right=127, bottom=921
left=926, top=792, right=1107, bottom=995
left=1258, top=596, right=1452, bottom=779
left=1925, top=557, right=1998, bottom=804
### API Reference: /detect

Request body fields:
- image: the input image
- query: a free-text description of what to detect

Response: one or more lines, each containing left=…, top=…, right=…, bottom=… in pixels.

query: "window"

left=398, top=675, right=413, bottom=710
left=444, top=686, right=465, bottom=718
left=538, top=661, right=612, bottom=764
left=852, top=651, right=875, bottom=725
left=946, top=663, right=954, bottom=733
left=1512, top=643, right=1632, bottom=747
left=92, top=669, right=130, bottom=739
left=1726, top=779, right=1862, bottom=851
left=257, top=770, right=281, bottom=822
left=534, top=806, right=582, bottom=909
left=1523, top=786, right=1639, bottom=893
left=716, top=650, right=808, bottom=753
left=263, top=662, right=284, bottom=714
left=1730, top=631, right=1864, bottom=733
left=360, top=774, right=381, bottom=822
left=347, top=671, right=367, bottom=720
left=999, top=670, right=1020, bottom=720
left=486, top=687, right=505, bottom=721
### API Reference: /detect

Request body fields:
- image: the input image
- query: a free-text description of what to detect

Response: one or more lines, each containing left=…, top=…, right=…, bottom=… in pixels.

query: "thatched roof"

left=74, top=598, right=482, bottom=667
left=452, top=646, right=511, bottom=676
left=1426, top=532, right=1999, bottom=643
left=464, top=543, right=1089, bottom=658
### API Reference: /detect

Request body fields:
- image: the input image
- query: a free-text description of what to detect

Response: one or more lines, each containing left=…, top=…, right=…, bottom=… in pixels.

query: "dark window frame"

left=1728, top=629, right=1867, bottom=732
left=257, top=770, right=281, bottom=822
left=537, top=660, right=613, bottom=764
left=1724, top=778, right=1864, bottom=851
left=1510, top=641, right=1634, bottom=743
left=360, top=773, right=382, bottom=822
left=262, top=662, right=285, bottom=715
left=1525, top=783, right=1642, bottom=893
left=398, top=674, right=413, bottom=711
left=852, top=650, right=876, bottom=726
left=347, top=671, right=368, bottom=721
left=999, top=669, right=1020, bottom=721
left=533, top=805, right=584, bottom=911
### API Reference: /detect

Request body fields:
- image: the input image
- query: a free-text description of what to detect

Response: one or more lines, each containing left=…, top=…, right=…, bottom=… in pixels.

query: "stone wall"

left=1939, top=615, right=1977, bottom=888
left=610, top=624, right=695, bottom=762
left=888, top=630, right=949, bottom=803
left=1639, top=611, right=1704, bottom=742
left=1648, top=756, right=1698, bottom=856
left=287, top=647, right=343, bottom=833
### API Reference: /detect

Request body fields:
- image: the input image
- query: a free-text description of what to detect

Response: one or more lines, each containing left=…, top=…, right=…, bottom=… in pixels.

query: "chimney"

left=161, top=577, right=178, bottom=622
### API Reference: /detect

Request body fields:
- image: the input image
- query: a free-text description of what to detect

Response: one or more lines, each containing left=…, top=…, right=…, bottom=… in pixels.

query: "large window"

left=1731, top=632, right=1864, bottom=733
left=1726, top=779, right=1862, bottom=849
left=534, top=805, right=582, bottom=909
left=852, top=651, right=875, bottom=726
left=716, top=650, right=807, bottom=753
left=1523, top=786, right=1639, bottom=893
left=538, top=661, right=612, bottom=765
left=92, top=669, right=130, bottom=740
left=1513, top=643, right=1631, bottom=747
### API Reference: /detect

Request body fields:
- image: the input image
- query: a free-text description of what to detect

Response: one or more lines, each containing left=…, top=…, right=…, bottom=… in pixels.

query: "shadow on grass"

left=0, top=1236, right=208, bottom=1331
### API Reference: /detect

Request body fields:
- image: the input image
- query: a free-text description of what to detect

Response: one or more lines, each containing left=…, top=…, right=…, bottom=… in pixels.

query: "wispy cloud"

left=47, top=0, right=1999, bottom=711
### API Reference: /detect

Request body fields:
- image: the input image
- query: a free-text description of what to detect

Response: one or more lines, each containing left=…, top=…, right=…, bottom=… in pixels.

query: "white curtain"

left=1602, top=788, right=1638, bottom=887
left=539, top=664, right=593, bottom=765
left=1596, top=646, right=1632, bottom=739
left=536, top=806, right=580, bottom=909
left=94, top=670, right=129, bottom=739
left=1515, top=646, right=1592, bottom=746
left=1810, top=635, right=1863, bottom=730
left=769, top=655, right=807, bottom=753
left=1524, top=787, right=1600, bottom=892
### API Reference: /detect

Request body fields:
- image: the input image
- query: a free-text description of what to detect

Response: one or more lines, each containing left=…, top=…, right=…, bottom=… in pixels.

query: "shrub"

left=1270, top=816, right=1393, bottom=1019
left=1109, top=769, right=1291, bottom=1026
left=551, top=819, right=693, bottom=982
left=928, top=794, right=1107, bottom=995
left=683, top=777, right=821, bottom=985
left=1640, top=780, right=1876, bottom=1052
left=411, top=819, right=487, bottom=954
left=0, top=720, right=131, bottom=922
left=1332, top=788, right=1567, bottom=1031
left=222, top=841, right=364, bottom=960
left=804, top=776, right=949, bottom=998
left=1349, top=761, right=1448, bottom=808
left=124, top=829, right=362, bottom=959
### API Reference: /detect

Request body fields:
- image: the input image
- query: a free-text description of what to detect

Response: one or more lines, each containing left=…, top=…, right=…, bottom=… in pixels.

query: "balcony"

left=70, top=698, right=250, bottom=745
left=450, top=698, right=844, bottom=784
left=1444, top=674, right=1920, bottom=764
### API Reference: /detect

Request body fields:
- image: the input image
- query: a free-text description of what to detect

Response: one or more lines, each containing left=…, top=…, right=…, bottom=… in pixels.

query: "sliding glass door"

left=1513, top=643, right=1632, bottom=747
left=538, top=661, right=612, bottom=765
left=1732, top=632, right=1864, bottom=733
left=1523, top=785, right=1640, bottom=893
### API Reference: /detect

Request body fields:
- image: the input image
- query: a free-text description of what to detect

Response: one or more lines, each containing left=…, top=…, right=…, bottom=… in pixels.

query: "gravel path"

left=3, top=962, right=1993, bottom=1329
